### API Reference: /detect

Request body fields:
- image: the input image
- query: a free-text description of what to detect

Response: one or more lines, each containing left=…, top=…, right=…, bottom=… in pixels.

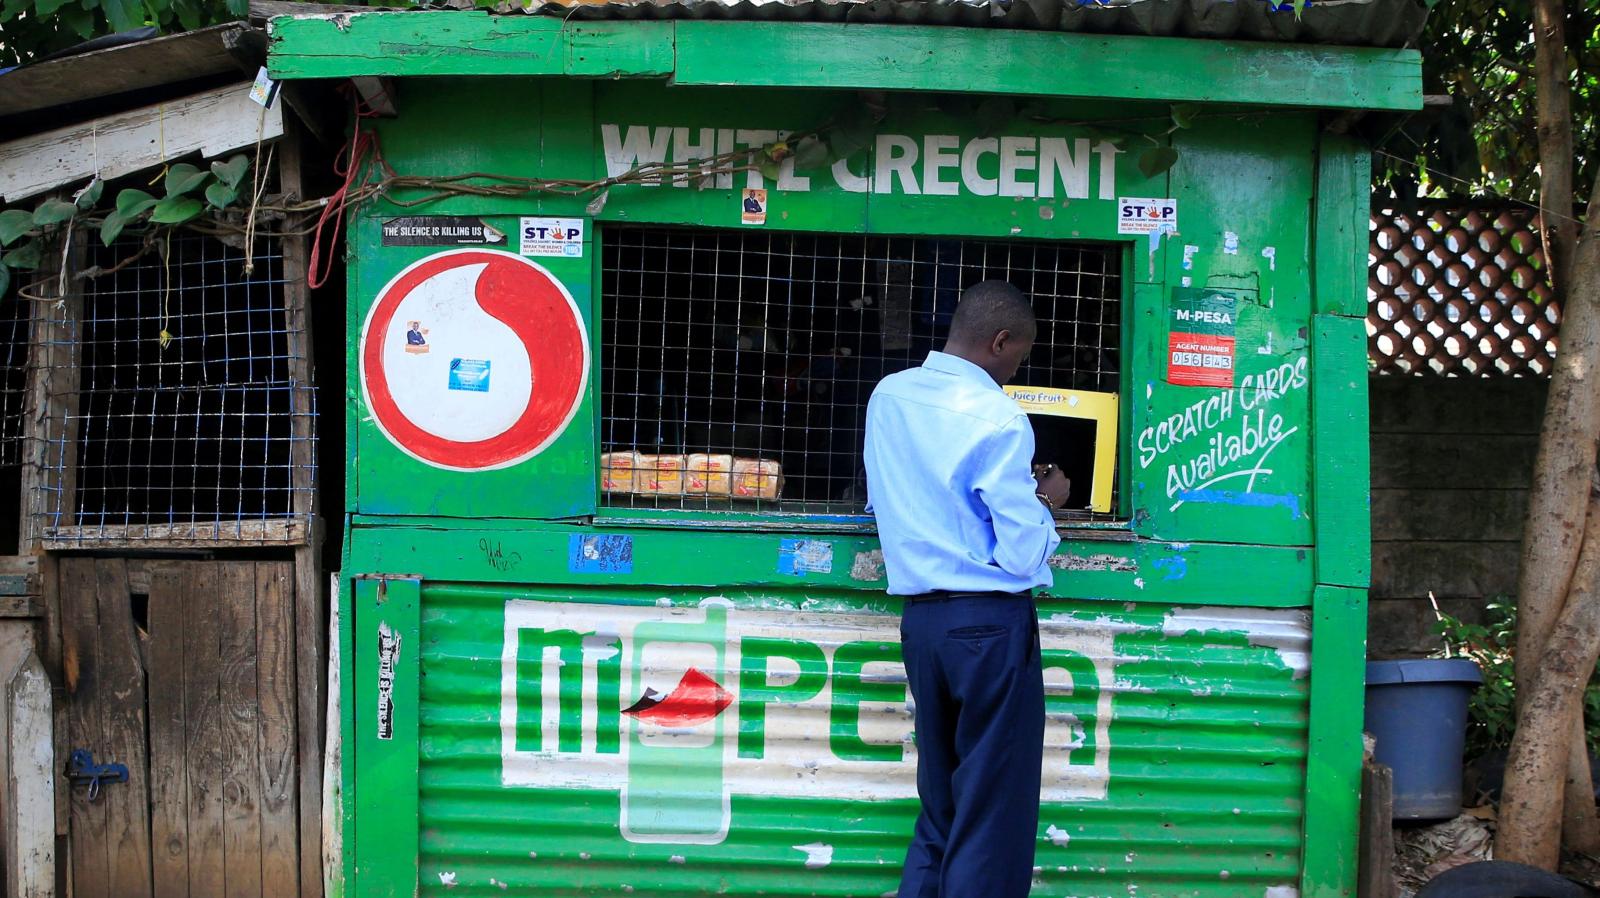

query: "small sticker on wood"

left=569, top=534, right=634, bottom=574
left=448, top=358, right=491, bottom=392
left=376, top=621, right=401, bottom=741
left=1167, top=287, right=1237, bottom=388
left=1117, top=197, right=1177, bottom=235
left=519, top=217, right=584, bottom=257
left=381, top=216, right=506, bottom=247
left=742, top=189, right=767, bottom=226
left=778, top=539, right=833, bottom=576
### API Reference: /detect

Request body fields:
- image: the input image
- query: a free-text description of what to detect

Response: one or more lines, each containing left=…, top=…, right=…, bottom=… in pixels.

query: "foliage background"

left=1372, top=0, right=1599, bottom=206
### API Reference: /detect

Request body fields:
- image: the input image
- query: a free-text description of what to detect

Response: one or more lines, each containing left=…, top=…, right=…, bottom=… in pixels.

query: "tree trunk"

left=1500, top=485, right=1600, bottom=868
left=1534, top=0, right=1576, bottom=289
left=1517, top=0, right=1585, bottom=709
left=1502, top=171, right=1600, bottom=866
left=1562, top=713, right=1600, bottom=851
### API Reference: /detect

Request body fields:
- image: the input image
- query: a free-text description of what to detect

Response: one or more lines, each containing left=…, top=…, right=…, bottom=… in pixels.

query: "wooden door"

left=60, top=559, right=299, bottom=898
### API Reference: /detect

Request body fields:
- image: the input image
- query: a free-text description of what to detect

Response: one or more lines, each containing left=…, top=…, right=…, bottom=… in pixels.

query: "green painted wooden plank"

left=266, top=12, right=672, bottom=79
left=344, top=521, right=1315, bottom=607
left=1313, top=135, right=1372, bottom=317
left=1300, top=584, right=1367, bottom=898
left=565, top=22, right=675, bottom=77
left=268, top=13, right=1420, bottom=112
left=672, top=22, right=1423, bottom=112
left=1311, top=313, right=1372, bottom=588
left=351, top=577, right=420, bottom=898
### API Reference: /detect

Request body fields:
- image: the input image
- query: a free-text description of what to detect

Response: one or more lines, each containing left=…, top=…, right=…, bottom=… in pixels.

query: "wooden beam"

left=1357, top=761, right=1396, bottom=898
left=264, top=13, right=1422, bottom=112
left=281, top=122, right=327, bottom=898
left=267, top=13, right=675, bottom=81
left=42, top=519, right=308, bottom=550
left=0, top=24, right=248, bottom=119
left=0, top=82, right=285, bottom=204
left=0, top=623, right=55, bottom=898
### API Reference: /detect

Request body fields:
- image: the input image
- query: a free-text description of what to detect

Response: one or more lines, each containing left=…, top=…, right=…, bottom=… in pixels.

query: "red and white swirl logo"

left=359, top=249, right=589, bottom=471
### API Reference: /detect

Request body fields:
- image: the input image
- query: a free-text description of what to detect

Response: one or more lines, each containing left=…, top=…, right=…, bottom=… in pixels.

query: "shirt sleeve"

left=972, top=415, right=1062, bottom=578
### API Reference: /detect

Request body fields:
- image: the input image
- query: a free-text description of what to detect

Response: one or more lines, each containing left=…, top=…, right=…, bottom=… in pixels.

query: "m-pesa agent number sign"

left=1167, top=287, right=1238, bottom=388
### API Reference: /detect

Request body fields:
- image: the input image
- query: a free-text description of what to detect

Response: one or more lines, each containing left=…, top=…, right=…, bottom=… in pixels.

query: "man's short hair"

left=948, top=280, right=1036, bottom=344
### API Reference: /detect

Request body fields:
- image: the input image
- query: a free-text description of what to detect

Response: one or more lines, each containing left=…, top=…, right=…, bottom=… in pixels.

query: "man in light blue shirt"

left=864, top=281, right=1069, bottom=898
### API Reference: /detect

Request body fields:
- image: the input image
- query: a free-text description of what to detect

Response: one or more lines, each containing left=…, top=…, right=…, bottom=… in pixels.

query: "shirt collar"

left=922, top=351, right=1001, bottom=391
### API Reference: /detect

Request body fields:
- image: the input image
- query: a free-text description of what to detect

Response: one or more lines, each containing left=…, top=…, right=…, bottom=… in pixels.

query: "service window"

left=599, top=225, right=1123, bottom=520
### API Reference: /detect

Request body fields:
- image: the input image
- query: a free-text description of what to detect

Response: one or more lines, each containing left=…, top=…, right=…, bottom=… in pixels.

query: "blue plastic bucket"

left=1365, top=659, right=1483, bottom=820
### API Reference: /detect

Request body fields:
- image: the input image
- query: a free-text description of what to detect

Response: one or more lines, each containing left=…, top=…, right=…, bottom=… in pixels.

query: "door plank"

left=94, top=559, right=153, bottom=898
left=217, top=562, right=262, bottom=898
left=61, top=558, right=109, bottom=898
left=147, top=564, right=190, bottom=898
left=256, top=562, right=298, bottom=896
left=182, top=564, right=225, bottom=898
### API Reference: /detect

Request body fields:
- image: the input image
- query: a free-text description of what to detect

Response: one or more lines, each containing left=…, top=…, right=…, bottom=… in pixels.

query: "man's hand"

left=1032, top=464, right=1071, bottom=510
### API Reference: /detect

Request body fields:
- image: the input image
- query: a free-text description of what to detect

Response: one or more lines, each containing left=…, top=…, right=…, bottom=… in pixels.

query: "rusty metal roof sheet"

left=523, top=0, right=1428, bottom=48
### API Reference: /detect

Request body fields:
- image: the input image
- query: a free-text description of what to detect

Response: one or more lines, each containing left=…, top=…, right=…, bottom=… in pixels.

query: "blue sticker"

left=778, top=539, right=833, bottom=576
left=569, top=533, right=633, bottom=574
left=448, top=358, right=491, bottom=392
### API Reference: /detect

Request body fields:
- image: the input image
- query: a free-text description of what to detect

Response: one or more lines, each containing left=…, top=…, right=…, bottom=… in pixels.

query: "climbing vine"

left=0, top=94, right=1221, bottom=305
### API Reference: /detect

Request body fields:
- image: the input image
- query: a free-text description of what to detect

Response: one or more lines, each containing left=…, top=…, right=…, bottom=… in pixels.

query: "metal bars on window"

left=600, top=225, right=1121, bottom=515
left=33, top=230, right=315, bottom=546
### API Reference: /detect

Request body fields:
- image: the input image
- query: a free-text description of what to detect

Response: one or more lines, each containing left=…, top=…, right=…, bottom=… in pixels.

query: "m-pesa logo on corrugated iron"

left=500, top=600, right=1114, bottom=845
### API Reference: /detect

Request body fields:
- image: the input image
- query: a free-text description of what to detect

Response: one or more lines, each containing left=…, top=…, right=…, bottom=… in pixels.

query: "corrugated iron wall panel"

left=417, top=583, right=1309, bottom=896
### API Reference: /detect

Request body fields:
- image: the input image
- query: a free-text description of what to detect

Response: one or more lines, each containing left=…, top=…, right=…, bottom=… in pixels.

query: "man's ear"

left=989, top=328, right=1012, bottom=357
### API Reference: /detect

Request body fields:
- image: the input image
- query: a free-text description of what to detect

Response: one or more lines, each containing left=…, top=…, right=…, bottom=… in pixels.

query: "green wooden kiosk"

left=268, top=7, right=1422, bottom=895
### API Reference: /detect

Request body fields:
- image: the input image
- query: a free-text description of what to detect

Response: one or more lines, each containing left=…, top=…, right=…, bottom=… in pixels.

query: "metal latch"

left=65, top=748, right=128, bottom=801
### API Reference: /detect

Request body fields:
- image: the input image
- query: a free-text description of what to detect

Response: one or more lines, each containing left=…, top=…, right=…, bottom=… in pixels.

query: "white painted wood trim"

left=0, top=81, right=284, bottom=203
left=7, top=652, right=53, bottom=898
left=322, top=574, right=343, bottom=898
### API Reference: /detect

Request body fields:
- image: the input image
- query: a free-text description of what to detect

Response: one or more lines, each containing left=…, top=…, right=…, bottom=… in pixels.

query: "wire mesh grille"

left=35, top=231, right=315, bottom=544
left=0, top=289, right=33, bottom=468
left=1369, top=203, right=1559, bottom=376
left=601, top=225, right=1122, bottom=515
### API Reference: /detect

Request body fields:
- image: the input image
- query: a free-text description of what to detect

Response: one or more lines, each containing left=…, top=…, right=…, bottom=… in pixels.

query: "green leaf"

left=99, top=0, right=142, bottom=32
left=1170, top=104, right=1200, bottom=129
left=210, top=154, right=250, bottom=190
left=75, top=177, right=104, bottom=210
left=757, top=157, right=782, bottom=183
left=32, top=199, right=77, bottom=227
left=100, top=212, right=129, bottom=247
left=0, top=210, right=33, bottom=246
left=2, top=240, right=42, bottom=271
left=115, top=188, right=159, bottom=217
left=224, top=0, right=247, bottom=15
left=164, top=163, right=209, bottom=197
left=793, top=135, right=830, bottom=171
left=58, top=3, right=96, bottom=36
left=975, top=97, right=1016, bottom=138
left=149, top=196, right=204, bottom=225
left=34, top=0, right=70, bottom=16
left=204, top=182, right=238, bottom=209
left=827, top=104, right=876, bottom=161
left=0, top=264, right=9, bottom=298
left=1138, top=146, right=1180, bottom=179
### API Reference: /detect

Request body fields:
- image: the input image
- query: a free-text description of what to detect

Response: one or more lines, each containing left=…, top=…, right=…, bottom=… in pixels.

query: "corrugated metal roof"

left=524, top=0, right=1428, bottom=48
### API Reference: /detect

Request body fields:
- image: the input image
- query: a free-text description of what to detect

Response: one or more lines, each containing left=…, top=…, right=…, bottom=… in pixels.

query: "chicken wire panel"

left=600, top=225, right=1122, bottom=515
left=0, top=290, right=33, bottom=468
left=36, top=231, right=315, bottom=544
left=1368, top=204, right=1558, bottom=376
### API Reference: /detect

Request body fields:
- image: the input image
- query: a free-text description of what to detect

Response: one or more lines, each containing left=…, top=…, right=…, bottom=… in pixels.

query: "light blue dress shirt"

left=863, top=351, right=1062, bottom=596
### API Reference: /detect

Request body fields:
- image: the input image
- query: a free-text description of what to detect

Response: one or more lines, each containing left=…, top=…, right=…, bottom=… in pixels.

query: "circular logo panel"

left=360, top=249, right=589, bottom=471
